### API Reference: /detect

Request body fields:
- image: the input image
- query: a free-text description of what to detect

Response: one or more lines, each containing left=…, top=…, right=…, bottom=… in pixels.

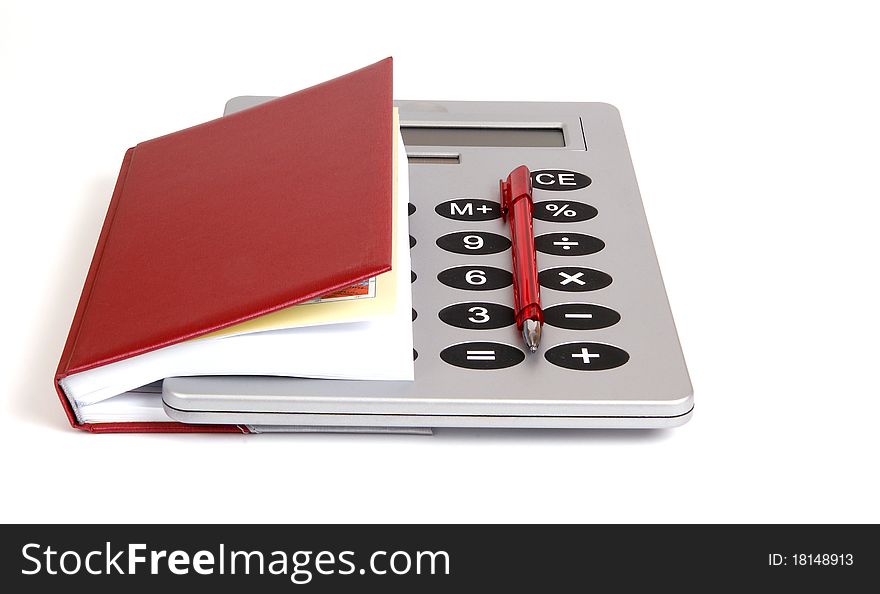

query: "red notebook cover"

left=55, top=58, right=394, bottom=432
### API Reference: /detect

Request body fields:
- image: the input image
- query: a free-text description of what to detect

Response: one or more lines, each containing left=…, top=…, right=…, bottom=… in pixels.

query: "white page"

left=63, top=130, right=413, bottom=412
left=77, top=391, right=172, bottom=423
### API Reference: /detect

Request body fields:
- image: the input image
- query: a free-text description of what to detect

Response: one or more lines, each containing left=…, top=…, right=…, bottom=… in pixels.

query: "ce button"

left=531, top=169, right=591, bottom=191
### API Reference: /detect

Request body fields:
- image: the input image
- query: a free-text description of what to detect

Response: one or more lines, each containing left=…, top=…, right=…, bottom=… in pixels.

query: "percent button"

left=534, top=200, right=597, bottom=223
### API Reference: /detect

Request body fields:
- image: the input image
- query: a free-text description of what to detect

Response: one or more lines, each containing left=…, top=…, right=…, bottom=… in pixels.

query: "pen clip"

left=500, top=165, right=532, bottom=221
left=500, top=178, right=511, bottom=221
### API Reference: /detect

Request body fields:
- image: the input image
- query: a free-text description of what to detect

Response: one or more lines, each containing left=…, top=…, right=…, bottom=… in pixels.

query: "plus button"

left=571, top=347, right=601, bottom=364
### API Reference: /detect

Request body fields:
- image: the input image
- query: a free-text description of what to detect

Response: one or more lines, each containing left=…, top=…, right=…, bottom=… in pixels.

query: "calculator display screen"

left=401, top=126, right=564, bottom=148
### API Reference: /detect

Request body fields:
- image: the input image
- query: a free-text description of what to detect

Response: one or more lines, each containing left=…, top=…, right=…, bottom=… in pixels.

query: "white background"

left=2, top=0, right=878, bottom=523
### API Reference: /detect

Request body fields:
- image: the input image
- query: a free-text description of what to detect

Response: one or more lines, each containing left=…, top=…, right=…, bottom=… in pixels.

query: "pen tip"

left=523, top=319, right=542, bottom=354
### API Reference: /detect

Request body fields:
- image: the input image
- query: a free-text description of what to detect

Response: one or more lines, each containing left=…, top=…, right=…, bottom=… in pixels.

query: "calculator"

left=162, top=99, right=693, bottom=430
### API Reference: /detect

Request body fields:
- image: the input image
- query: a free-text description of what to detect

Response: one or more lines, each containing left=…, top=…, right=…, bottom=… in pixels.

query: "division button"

left=543, top=303, right=620, bottom=330
left=533, top=200, right=597, bottom=223
left=437, top=266, right=513, bottom=291
left=544, top=342, right=629, bottom=371
left=440, top=342, right=525, bottom=370
left=438, top=302, right=515, bottom=330
left=436, top=231, right=511, bottom=255
left=436, top=199, right=502, bottom=221
left=535, top=232, right=605, bottom=256
left=539, top=267, right=612, bottom=292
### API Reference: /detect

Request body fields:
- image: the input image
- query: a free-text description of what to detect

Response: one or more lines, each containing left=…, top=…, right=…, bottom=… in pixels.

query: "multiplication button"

left=535, top=232, right=604, bottom=256
left=534, top=200, right=597, bottom=222
left=543, top=303, right=620, bottom=330
left=539, top=267, right=612, bottom=291
left=544, top=342, right=629, bottom=371
left=440, top=342, right=525, bottom=370
left=435, top=199, right=501, bottom=221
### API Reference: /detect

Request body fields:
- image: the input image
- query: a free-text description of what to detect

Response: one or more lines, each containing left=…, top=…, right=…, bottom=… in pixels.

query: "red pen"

left=500, top=165, right=543, bottom=353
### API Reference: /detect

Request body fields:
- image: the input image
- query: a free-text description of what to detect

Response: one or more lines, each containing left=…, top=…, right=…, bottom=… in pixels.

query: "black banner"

left=1, top=525, right=876, bottom=591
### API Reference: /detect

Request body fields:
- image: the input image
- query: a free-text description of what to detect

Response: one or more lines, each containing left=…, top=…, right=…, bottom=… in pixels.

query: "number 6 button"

left=437, top=266, right=513, bottom=291
left=439, top=302, right=515, bottom=330
left=436, top=231, right=510, bottom=255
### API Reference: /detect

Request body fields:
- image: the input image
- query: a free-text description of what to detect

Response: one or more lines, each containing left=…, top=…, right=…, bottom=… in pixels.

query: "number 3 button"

left=436, top=231, right=510, bottom=255
left=439, top=302, right=515, bottom=330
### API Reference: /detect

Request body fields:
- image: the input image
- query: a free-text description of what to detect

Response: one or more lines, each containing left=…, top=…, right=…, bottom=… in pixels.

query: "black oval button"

left=545, top=342, right=629, bottom=371
left=411, top=270, right=417, bottom=283
left=412, top=308, right=418, bottom=321
left=438, top=302, right=515, bottom=330
left=544, top=303, right=620, bottom=330
left=535, top=232, right=604, bottom=256
left=533, top=200, right=597, bottom=222
left=408, top=203, right=416, bottom=216
left=531, top=169, right=592, bottom=191
left=438, top=266, right=512, bottom=291
left=435, top=199, right=501, bottom=221
left=436, top=231, right=510, bottom=255
left=539, top=267, right=612, bottom=292
left=440, top=342, right=525, bottom=370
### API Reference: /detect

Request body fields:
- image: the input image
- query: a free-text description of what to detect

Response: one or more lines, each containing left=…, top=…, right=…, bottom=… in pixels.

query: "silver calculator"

left=162, top=99, right=693, bottom=430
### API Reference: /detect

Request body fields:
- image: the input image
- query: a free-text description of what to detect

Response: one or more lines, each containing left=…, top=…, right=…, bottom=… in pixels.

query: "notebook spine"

left=54, top=148, right=136, bottom=427
left=53, top=148, right=249, bottom=433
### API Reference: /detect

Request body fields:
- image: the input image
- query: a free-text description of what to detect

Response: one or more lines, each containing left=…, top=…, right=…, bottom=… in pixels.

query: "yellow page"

left=201, top=108, right=401, bottom=339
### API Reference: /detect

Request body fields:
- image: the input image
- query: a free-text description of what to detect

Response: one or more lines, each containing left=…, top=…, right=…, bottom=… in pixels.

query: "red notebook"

left=55, top=58, right=394, bottom=433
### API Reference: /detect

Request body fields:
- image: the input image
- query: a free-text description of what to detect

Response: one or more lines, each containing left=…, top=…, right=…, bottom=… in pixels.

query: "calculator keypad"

left=425, top=167, right=629, bottom=374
